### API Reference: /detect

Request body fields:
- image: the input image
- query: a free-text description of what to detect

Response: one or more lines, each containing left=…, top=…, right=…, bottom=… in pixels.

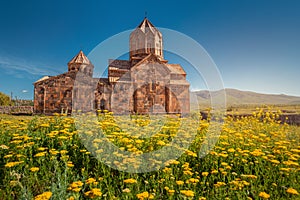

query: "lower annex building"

left=34, top=18, right=190, bottom=115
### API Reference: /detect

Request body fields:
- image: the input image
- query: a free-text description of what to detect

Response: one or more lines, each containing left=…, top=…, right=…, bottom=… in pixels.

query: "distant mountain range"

left=191, top=88, right=300, bottom=106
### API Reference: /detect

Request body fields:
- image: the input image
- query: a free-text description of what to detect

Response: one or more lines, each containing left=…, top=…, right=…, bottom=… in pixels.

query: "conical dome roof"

left=130, top=18, right=164, bottom=62
left=137, top=17, right=161, bottom=35
left=68, top=50, right=91, bottom=65
left=67, top=50, right=94, bottom=76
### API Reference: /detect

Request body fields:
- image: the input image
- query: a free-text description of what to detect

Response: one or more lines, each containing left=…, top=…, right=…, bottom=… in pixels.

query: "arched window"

left=152, top=81, right=155, bottom=91
left=64, top=90, right=71, bottom=98
left=100, top=99, right=106, bottom=110
left=40, top=88, right=45, bottom=95
left=39, top=88, right=45, bottom=113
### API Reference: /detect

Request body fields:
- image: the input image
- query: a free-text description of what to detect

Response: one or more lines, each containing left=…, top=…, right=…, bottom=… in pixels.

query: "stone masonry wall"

left=0, top=106, right=33, bottom=115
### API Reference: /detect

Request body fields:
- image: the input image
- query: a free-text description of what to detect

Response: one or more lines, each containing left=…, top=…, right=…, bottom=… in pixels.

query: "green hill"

left=191, top=89, right=300, bottom=109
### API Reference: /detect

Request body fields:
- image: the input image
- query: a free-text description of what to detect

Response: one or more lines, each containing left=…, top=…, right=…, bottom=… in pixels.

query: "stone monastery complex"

left=34, top=18, right=190, bottom=114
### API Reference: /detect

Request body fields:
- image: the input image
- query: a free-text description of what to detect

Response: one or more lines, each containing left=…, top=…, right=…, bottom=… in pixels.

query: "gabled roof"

left=108, top=59, right=130, bottom=70
left=68, top=50, right=91, bottom=65
left=34, top=76, right=51, bottom=83
left=130, top=54, right=171, bottom=78
left=166, top=64, right=187, bottom=75
left=34, top=71, right=78, bottom=85
left=132, top=54, right=165, bottom=68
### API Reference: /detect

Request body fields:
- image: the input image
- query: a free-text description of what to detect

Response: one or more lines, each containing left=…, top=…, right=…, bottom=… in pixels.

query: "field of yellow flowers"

left=0, top=109, right=300, bottom=199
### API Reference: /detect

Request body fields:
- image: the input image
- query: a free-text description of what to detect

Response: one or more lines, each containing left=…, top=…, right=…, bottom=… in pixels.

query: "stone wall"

left=201, top=111, right=300, bottom=126
left=279, top=114, right=300, bottom=126
left=0, top=106, right=33, bottom=115
left=34, top=73, right=76, bottom=114
left=34, top=71, right=97, bottom=114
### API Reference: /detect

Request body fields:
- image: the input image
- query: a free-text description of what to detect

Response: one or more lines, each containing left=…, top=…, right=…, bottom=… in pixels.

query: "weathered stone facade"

left=34, top=18, right=190, bottom=115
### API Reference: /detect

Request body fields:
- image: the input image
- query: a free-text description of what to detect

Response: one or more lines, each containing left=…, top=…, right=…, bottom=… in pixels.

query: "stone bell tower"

left=67, top=50, right=94, bottom=77
left=129, top=17, right=164, bottom=66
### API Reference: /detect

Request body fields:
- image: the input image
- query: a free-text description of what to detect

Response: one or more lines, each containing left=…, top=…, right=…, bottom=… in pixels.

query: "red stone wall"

left=34, top=59, right=190, bottom=115
left=34, top=73, right=76, bottom=114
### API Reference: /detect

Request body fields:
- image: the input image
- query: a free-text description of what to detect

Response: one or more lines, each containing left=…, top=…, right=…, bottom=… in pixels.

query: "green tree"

left=0, top=92, right=11, bottom=106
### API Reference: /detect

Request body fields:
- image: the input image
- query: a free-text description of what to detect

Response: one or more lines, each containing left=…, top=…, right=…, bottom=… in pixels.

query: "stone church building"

left=34, top=18, right=190, bottom=115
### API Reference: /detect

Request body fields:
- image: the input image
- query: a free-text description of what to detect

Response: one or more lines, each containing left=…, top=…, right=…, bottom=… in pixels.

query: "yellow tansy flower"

left=287, top=188, right=299, bottom=195
left=259, top=192, right=270, bottom=199
left=30, top=167, right=39, bottom=172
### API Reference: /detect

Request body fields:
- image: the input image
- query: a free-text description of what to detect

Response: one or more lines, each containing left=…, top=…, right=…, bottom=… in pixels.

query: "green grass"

left=0, top=110, right=300, bottom=199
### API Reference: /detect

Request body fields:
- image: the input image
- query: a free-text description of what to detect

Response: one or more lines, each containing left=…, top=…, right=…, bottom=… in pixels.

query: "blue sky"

left=0, top=0, right=299, bottom=99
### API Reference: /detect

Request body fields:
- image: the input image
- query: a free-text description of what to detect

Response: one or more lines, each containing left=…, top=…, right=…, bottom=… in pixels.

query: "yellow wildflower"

left=283, top=160, right=299, bottom=166
left=30, top=167, right=39, bottom=172
left=250, top=149, right=264, bottom=157
left=68, top=180, right=83, bottom=191
left=259, top=192, right=270, bottom=199
left=37, top=147, right=47, bottom=151
left=180, top=190, right=194, bottom=197
left=214, top=182, right=226, bottom=187
left=163, top=167, right=172, bottom=173
left=49, top=149, right=59, bottom=155
left=4, top=154, right=13, bottom=158
left=34, top=191, right=52, bottom=200
left=86, top=178, right=96, bottom=184
left=40, top=124, right=50, bottom=128
left=270, top=159, right=280, bottom=164
left=84, top=188, right=102, bottom=198
left=34, top=152, right=47, bottom=157
left=0, top=144, right=9, bottom=149
left=60, top=150, right=68, bottom=154
left=286, top=188, right=299, bottom=195
left=136, top=191, right=154, bottom=200
left=280, top=168, right=291, bottom=172
left=123, top=178, right=137, bottom=184
left=169, top=160, right=180, bottom=165
left=183, top=170, right=193, bottom=175
left=176, top=180, right=184, bottom=185
left=241, top=174, right=257, bottom=179
left=10, top=181, right=18, bottom=186
left=202, top=172, right=209, bottom=177
left=157, top=140, right=166, bottom=146
left=5, top=161, right=24, bottom=168
left=72, top=188, right=81, bottom=192
left=186, top=178, right=199, bottom=184
left=168, top=189, right=175, bottom=194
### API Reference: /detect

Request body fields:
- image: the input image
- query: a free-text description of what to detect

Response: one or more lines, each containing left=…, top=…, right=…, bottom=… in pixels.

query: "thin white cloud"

left=0, top=55, right=63, bottom=77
